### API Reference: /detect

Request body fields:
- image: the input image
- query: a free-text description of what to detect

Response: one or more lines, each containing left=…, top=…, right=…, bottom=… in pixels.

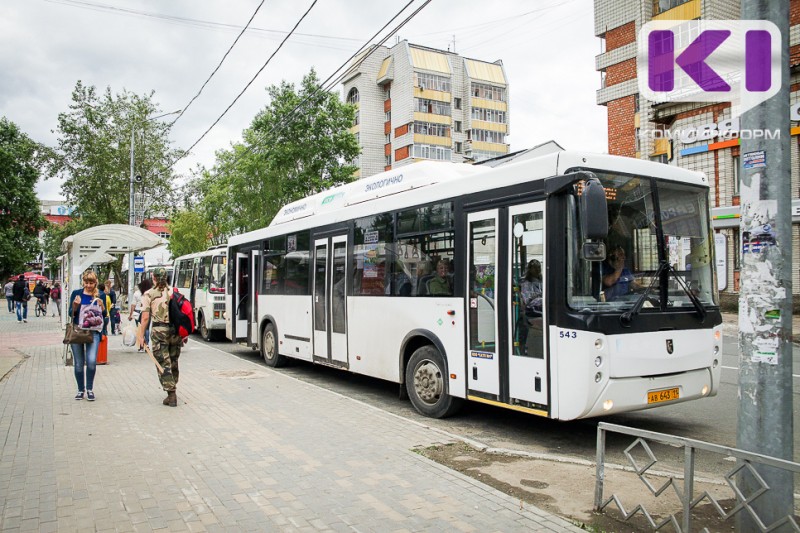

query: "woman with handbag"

left=68, top=270, right=105, bottom=401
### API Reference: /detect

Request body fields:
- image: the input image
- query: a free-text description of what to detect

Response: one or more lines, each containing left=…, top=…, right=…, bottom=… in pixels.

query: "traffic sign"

left=134, top=256, right=145, bottom=273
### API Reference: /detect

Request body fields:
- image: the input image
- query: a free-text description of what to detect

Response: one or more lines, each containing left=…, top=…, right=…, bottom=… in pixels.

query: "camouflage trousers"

left=151, top=327, right=182, bottom=392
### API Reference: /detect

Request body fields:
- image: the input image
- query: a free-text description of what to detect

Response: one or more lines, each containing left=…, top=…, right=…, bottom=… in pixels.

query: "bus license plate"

left=647, top=387, right=680, bottom=404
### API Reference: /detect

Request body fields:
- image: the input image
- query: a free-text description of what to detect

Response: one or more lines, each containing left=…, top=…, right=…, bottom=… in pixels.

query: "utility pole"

left=737, top=0, right=793, bottom=530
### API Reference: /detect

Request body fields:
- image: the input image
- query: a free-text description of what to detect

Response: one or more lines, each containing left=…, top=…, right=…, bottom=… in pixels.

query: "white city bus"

left=226, top=152, right=722, bottom=420
left=172, top=246, right=227, bottom=340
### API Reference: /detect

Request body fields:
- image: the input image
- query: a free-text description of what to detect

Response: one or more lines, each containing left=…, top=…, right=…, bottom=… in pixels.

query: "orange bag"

left=97, top=335, right=108, bottom=365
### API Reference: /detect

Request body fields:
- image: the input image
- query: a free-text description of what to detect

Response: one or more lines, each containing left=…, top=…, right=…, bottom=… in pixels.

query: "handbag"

left=63, top=322, right=93, bottom=344
left=78, top=298, right=104, bottom=332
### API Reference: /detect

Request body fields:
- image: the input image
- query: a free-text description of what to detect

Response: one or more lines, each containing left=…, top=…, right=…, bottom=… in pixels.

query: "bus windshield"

left=210, top=255, right=226, bottom=293
left=567, top=171, right=718, bottom=312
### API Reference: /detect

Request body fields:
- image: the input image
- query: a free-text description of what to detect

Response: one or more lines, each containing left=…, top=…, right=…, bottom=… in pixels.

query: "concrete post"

left=737, top=0, right=793, bottom=530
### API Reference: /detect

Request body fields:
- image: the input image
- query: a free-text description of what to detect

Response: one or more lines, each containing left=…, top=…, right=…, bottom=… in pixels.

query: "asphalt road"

left=194, top=331, right=800, bottom=477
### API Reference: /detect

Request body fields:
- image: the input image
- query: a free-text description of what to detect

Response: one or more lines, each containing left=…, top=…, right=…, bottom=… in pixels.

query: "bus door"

left=189, top=258, right=198, bottom=307
left=249, top=249, right=260, bottom=344
left=466, top=210, right=500, bottom=398
left=312, top=234, right=348, bottom=367
left=234, top=252, right=250, bottom=341
left=508, top=202, right=548, bottom=407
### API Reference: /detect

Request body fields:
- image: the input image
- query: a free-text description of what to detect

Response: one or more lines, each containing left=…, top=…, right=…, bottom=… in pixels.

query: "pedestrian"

left=137, top=267, right=185, bottom=407
left=129, top=278, right=152, bottom=352
left=106, top=279, right=118, bottom=334
left=69, top=270, right=104, bottom=401
left=4, top=277, right=14, bottom=313
left=12, top=275, right=28, bottom=323
left=50, top=281, right=62, bottom=318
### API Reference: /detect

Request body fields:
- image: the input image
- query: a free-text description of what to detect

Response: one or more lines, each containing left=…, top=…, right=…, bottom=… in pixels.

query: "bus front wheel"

left=405, top=346, right=462, bottom=418
left=261, top=322, right=286, bottom=368
left=198, top=313, right=212, bottom=341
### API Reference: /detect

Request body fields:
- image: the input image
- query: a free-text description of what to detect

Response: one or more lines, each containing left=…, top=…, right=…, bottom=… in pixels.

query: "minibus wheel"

left=405, top=345, right=462, bottom=418
left=261, top=322, right=286, bottom=368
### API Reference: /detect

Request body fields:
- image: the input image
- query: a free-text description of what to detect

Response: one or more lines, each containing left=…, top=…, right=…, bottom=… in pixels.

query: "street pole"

left=737, top=0, right=793, bottom=530
left=127, top=110, right=180, bottom=303
left=128, top=128, right=135, bottom=303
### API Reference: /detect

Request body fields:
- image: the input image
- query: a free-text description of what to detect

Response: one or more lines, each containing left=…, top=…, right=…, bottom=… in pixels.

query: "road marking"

left=722, top=365, right=800, bottom=378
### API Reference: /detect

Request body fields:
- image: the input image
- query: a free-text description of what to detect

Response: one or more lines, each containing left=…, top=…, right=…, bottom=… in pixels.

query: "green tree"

left=195, top=69, right=359, bottom=238
left=167, top=210, right=210, bottom=258
left=46, top=81, right=185, bottom=286
left=0, top=118, right=46, bottom=279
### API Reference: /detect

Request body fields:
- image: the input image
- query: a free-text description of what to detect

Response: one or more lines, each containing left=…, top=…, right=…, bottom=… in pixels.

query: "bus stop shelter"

left=60, top=224, right=167, bottom=326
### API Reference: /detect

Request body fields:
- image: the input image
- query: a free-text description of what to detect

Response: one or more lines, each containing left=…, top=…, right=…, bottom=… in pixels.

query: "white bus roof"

left=172, top=246, right=227, bottom=264
left=228, top=151, right=707, bottom=247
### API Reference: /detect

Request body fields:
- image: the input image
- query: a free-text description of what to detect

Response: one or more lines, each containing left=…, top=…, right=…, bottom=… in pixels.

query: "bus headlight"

left=594, top=372, right=602, bottom=383
left=594, top=338, right=603, bottom=350
left=594, top=356, right=602, bottom=367
left=603, top=400, right=613, bottom=411
left=701, top=385, right=709, bottom=396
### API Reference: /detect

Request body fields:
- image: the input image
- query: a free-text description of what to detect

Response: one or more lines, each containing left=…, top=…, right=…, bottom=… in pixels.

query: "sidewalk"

left=0, top=313, right=582, bottom=532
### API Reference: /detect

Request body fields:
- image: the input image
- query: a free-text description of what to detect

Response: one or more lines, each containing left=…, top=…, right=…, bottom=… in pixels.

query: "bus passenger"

left=601, top=245, right=640, bottom=301
left=517, top=259, right=542, bottom=355
left=427, top=259, right=452, bottom=296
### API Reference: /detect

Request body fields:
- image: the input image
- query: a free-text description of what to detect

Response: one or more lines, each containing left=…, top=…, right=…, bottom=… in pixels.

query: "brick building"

left=342, top=41, right=510, bottom=178
left=594, top=0, right=800, bottom=296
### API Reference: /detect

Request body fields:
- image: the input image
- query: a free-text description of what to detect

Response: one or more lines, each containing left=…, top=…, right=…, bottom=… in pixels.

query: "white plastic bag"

left=122, top=323, right=137, bottom=347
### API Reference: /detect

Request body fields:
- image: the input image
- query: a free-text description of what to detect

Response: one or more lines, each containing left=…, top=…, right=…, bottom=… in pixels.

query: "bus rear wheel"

left=198, top=313, right=212, bottom=341
left=405, top=345, right=462, bottom=418
left=261, top=322, right=286, bottom=368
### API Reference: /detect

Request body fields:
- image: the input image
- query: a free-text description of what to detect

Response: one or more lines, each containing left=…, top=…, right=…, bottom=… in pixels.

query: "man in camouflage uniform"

left=137, top=267, right=185, bottom=407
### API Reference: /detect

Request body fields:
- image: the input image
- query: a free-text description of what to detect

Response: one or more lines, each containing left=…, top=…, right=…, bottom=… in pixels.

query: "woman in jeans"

left=69, top=270, right=105, bottom=401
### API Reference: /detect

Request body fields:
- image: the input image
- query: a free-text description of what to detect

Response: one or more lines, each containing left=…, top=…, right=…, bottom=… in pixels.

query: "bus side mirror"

left=580, top=178, right=608, bottom=240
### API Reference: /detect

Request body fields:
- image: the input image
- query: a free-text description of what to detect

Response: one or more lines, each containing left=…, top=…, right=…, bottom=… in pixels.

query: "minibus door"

left=249, top=249, right=259, bottom=344
left=466, top=210, right=500, bottom=398
left=234, top=252, right=249, bottom=340
left=313, top=235, right=349, bottom=366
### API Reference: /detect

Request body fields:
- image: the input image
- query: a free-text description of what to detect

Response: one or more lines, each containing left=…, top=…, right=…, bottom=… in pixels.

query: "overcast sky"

left=2, top=0, right=607, bottom=201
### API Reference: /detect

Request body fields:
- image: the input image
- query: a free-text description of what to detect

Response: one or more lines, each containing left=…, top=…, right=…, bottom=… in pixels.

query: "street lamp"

left=128, top=110, right=180, bottom=301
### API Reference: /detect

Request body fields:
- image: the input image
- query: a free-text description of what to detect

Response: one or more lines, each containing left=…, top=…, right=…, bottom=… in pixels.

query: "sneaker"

left=74, top=391, right=84, bottom=400
left=22, top=319, right=27, bottom=323
left=86, top=391, right=95, bottom=401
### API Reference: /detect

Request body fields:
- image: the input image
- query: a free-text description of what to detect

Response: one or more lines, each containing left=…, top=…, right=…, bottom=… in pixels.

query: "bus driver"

left=601, top=245, right=640, bottom=301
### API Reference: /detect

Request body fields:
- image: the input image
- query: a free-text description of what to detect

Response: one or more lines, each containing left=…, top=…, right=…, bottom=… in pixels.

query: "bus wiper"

left=620, top=261, right=667, bottom=327
left=666, top=263, right=707, bottom=322
left=620, top=261, right=706, bottom=326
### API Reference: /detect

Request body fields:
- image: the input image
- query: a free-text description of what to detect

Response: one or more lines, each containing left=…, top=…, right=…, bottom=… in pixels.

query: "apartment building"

left=342, top=41, right=510, bottom=178
left=594, top=0, right=800, bottom=295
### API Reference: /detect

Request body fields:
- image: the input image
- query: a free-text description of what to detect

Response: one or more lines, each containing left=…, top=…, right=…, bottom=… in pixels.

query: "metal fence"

left=595, top=422, right=800, bottom=532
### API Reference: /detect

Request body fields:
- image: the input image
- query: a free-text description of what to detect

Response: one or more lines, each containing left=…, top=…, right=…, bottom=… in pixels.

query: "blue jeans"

left=6, top=297, right=12, bottom=312
left=15, top=300, right=27, bottom=321
left=71, top=331, right=101, bottom=392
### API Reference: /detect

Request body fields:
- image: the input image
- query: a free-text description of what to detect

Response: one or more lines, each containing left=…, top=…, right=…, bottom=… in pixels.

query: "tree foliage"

left=0, top=118, right=46, bottom=279
left=47, top=81, right=184, bottom=226
left=193, top=69, right=360, bottom=238
left=167, top=210, right=210, bottom=259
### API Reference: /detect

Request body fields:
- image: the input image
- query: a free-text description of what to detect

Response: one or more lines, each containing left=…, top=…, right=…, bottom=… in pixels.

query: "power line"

left=190, top=0, right=429, bottom=176
left=44, top=0, right=363, bottom=43
left=169, top=0, right=267, bottom=127
left=176, top=0, right=320, bottom=164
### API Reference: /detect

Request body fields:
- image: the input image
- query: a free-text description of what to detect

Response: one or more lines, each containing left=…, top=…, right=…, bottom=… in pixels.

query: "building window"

left=471, top=83, right=506, bottom=102
left=454, top=97, right=461, bottom=110
left=385, top=110, right=391, bottom=121
left=732, top=155, right=740, bottom=195
left=413, top=144, right=452, bottom=161
left=454, top=120, right=462, bottom=133
left=470, top=108, right=506, bottom=124
left=415, top=72, right=451, bottom=92
left=385, top=133, right=390, bottom=143
left=414, top=98, right=451, bottom=116
left=634, top=95, right=640, bottom=113
left=635, top=127, right=641, bottom=152
left=470, top=129, right=505, bottom=144
left=157, top=232, right=170, bottom=239
left=385, top=155, right=391, bottom=166
left=413, top=122, right=451, bottom=137
left=455, top=141, right=463, bottom=153
left=653, top=0, right=693, bottom=15
left=649, top=154, right=667, bottom=164
left=347, top=87, right=359, bottom=104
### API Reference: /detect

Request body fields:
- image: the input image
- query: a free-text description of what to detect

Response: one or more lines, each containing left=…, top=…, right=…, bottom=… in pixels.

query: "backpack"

left=51, top=287, right=60, bottom=300
left=169, top=288, right=195, bottom=338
